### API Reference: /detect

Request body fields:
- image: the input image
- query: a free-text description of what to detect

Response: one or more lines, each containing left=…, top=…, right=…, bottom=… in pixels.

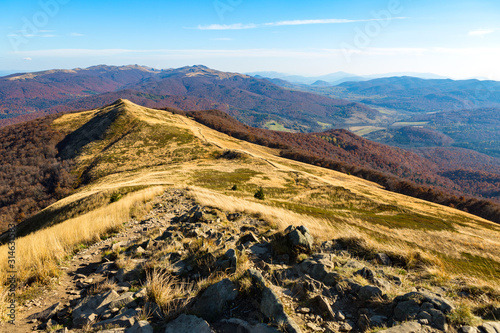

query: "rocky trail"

left=10, top=189, right=500, bottom=333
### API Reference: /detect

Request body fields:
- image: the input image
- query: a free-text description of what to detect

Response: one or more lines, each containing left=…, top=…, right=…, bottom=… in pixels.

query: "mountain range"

left=0, top=65, right=384, bottom=133
left=247, top=71, right=449, bottom=85
left=260, top=75, right=500, bottom=158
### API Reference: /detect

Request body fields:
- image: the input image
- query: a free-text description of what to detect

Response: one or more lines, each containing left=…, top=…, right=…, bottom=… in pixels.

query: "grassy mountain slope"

left=186, top=109, right=500, bottom=213
left=1, top=100, right=499, bottom=307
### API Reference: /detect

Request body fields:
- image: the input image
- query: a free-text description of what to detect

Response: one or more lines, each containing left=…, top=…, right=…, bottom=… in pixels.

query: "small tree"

left=110, top=192, right=122, bottom=203
left=231, top=184, right=238, bottom=191
left=254, top=187, right=265, bottom=200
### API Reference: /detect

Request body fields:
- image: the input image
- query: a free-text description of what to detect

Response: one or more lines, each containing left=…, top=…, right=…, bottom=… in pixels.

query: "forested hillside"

left=0, top=116, right=74, bottom=232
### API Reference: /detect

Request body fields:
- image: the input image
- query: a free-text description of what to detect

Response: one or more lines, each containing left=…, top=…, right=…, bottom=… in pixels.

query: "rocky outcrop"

left=248, top=269, right=302, bottom=333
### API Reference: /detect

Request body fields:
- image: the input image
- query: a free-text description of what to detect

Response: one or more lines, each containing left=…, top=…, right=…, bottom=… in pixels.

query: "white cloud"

left=70, top=32, right=85, bottom=37
left=23, top=57, right=32, bottom=61
left=195, top=17, right=407, bottom=30
left=196, top=23, right=258, bottom=30
left=41, top=34, right=56, bottom=38
left=468, top=29, right=495, bottom=37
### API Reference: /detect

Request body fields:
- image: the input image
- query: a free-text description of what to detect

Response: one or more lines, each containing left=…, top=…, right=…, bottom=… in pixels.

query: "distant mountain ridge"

left=0, top=64, right=385, bottom=132
left=247, top=70, right=449, bottom=85
left=334, top=76, right=500, bottom=112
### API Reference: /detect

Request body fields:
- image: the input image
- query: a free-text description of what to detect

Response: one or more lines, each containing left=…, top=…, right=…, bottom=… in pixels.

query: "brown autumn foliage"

left=0, top=116, right=74, bottom=233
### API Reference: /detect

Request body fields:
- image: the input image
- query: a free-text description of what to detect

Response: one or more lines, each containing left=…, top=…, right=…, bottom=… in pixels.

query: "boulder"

left=369, top=315, right=388, bottom=327
left=178, top=205, right=204, bottom=223
left=286, top=225, right=314, bottom=252
left=72, top=290, right=120, bottom=327
left=164, top=314, right=212, bottom=333
left=238, top=232, right=259, bottom=244
left=171, top=259, right=193, bottom=276
left=191, top=278, right=238, bottom=321
left=428, top=308, right=448, bottom=331
left=93, top=308, right=137, bottom=329
left=355, top=267, right=376, bottom=282
left=248, top=269, right=302, bottom=333
left=215, top=249, right=237, bottom=273
left=394, top=300, right=420, bottom=321
left=295, top=258, right=338, bottom=286
left=344, top=260, right=364, bottom=270
left=394, top=291, right=453, bottom=314
left=155, top=230, right=173, bottom=241
left=249, top=243, right=272, bottom=258
left=459, top=326, right=479, bottom=333
left=312, top=295, right=336, bottom=320
left=108, top=292, right=136, bottom=309
left=375, top=253, right=392, bottom=266
left=479, top=322, right=500, bottom=333
left=26, top=302, right=60, bottom=322
left=339, top=322, right=353, bottom=332
left=358, top=285, right=383, bottom=302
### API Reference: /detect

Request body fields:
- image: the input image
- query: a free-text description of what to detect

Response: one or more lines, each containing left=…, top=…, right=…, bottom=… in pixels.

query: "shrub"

left=110, top=192, right=122, bottom=203
left=254, top=187, right=265, bottom=200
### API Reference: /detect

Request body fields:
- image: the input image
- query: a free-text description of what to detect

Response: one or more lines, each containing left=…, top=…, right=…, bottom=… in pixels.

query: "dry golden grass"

left=0, top=186, right=164, bottom=289
left=0, top=285, right=7, bottom=322
left=145, top=269, right=193, bottom=315
left=190, top=186, right=336, bottom=237
left=88, top=278, right=117, bottom=296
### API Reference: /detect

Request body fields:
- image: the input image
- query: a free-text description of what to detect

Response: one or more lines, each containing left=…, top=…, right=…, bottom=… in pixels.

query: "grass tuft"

left=447, top=304, right=482, bottom=327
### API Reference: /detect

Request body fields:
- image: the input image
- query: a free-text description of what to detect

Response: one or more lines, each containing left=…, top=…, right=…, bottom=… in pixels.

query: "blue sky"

left=1, top=0, right=500, bottom=79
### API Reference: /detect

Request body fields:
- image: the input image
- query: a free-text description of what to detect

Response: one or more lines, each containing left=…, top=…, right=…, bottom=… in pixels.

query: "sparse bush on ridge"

left=110, top=192, right=122, bottom=203
left=254, top=187, right=265, bottom=200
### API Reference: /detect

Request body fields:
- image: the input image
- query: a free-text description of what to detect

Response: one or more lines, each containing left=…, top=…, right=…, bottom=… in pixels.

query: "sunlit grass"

left=0, top=186, right=164, bottom=290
